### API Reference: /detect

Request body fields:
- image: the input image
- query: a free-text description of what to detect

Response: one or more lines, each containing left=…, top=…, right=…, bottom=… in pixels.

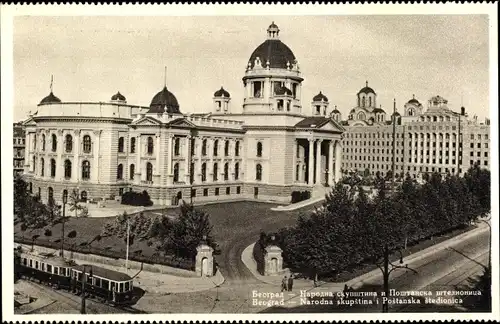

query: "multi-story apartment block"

left=13, top=122, right=26, bottom=177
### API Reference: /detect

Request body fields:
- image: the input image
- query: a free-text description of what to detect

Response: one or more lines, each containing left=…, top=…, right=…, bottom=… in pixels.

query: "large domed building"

left=22, top=22, right=345, bottom=206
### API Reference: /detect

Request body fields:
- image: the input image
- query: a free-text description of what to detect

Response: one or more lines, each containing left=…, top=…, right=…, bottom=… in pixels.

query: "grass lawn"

left=13, top=201, right=317, bottom=270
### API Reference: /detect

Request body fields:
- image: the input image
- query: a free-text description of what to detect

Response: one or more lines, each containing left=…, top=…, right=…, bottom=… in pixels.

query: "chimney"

left=460, top=106, right=465, bottom=116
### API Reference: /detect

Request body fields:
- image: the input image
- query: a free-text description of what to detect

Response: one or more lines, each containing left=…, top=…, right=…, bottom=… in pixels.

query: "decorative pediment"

left=131, top=116, right=162, bottom=126
left=168, top=118, right=197, bottom=128
left=21, top=117, right=37, bottom=127
left=319, top=119, right=346, bottom=132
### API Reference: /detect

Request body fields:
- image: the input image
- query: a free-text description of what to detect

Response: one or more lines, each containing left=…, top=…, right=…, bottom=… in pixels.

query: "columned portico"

left=307, top=138, right=314, bottom=185
left=315, top=139, right=322, bottom=185
left=334, top=140, right=342, bottom=183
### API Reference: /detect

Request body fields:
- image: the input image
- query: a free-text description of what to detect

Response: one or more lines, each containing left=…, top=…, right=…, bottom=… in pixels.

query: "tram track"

left=23, top=280, right=147, bottom=314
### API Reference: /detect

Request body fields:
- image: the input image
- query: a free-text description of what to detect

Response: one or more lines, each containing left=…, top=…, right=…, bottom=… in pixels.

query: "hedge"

left=291, top=190, right=311, bottom=203
left=121, top=190, right=153, bottom=207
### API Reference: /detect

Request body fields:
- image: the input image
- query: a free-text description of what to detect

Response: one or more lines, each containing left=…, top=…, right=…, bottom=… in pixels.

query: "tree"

left=68, top=189, right=83, bottom=218
left=14, top=176, right=30, bottom=221
left=161, top=203, right=218, bottom=259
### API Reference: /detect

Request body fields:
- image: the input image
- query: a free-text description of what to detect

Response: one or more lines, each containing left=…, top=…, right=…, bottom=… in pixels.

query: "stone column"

left=24, top=132, right=31, bottom=172
left=167, top=134, right=174, bottom=185
left=73, top=130, right=81, bottom=183
left=315, top=139, right=322, bottom=185
left=135, top=135, right=141, bottom=182
left=328, top=140, right=334, bottom=185
left=184, top=135, right=191, bottom=184
left=335, top=140, right=342, bottom=183
left=292, top=139, right=297, bottom=183
left=209, top=138, right=214, bottom=182
left=56, top=129, right=64, bottom=181
left=92, top=130, right=101, bottom=183
left=195, top=137, right=203, bottom=183
left=307, top=138, right=314, bottom=185
left=231, top=138, right=236, bottom=181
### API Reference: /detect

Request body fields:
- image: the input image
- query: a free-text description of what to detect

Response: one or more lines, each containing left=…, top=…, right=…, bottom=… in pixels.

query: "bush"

left=291, top=190, right=311, bottom=203
left=121, top=190, right=153, bottom=207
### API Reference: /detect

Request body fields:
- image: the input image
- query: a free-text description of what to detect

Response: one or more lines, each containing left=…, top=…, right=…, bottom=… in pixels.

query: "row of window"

left=14, top=138, right=26, bottom=145
left=34, top=134, right=93, bottom=154
left=33, top=157, right=91, bottom=180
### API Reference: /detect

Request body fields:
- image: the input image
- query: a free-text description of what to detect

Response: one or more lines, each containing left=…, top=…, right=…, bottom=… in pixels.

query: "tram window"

left=29, top=260, right=33, bottom=268
left=124, top=282, right=130, bottom=291
left=119, top=282, right=124, bottom=292
left=47, top=264, right=52, bottom=273
left=41, top=263, right=45, bottom=271
left=110, top=282, right=116, bottom=292
left=87, top=276, right=93, bottom=284
left=77, top=272, right=82, bottom=281
left=101, top=279, right=109, bottom=290
left=35, top=261, right=39, bottom=269
left=55, top=267, right=59, bottom=275
left=94, top=277, right=102, bottom=288
left=23, top=258, right=27, bottom=265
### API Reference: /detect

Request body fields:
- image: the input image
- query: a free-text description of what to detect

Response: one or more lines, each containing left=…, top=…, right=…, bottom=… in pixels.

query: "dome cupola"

left=39, top=92, right=61, bottom=105
left=111, top=91, right=127, bottom=103
left=148, top=86, right=180, bottom=114
left=407, top=94, right=421, bottom=105
left=313, top=91, right=329, bottom=103
left=357, top=81, right=376, bottom=95
left=214, top=87, right=230, bottom=98
left=356, top=81, right=377, bottom=109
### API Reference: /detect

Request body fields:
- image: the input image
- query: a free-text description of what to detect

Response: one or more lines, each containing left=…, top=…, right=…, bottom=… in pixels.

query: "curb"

left=346, top=224, right=488, bottom=289
left=270, top=197, right=325, bottom=211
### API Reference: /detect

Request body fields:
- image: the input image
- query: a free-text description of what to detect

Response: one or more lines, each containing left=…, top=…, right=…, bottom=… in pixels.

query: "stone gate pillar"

left=195, top=243, right=214, bottom=277
left=264, top=245, right=283, bottom=276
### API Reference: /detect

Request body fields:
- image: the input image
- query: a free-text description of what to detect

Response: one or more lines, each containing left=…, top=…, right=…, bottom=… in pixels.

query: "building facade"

left=22, top=23, right=345, bottom=205
left=13, top=122, right=26, bottom=177
left=341, top=87, right=490, bottom=179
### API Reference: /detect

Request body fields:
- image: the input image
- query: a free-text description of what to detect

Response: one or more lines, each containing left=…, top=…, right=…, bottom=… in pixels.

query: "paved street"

left=261, top=226, right=490, bottom=313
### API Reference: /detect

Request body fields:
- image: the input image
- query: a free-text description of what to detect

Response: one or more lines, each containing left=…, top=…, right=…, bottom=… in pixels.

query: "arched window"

left=213, top=140, right=219, bottom=156
left=130, top=137, right=136, bottom=153
left=50, top=159, right=56, bottom=177
left=201, top=163, right=207, bottom=182
left=224, top=163, right=229, bottom=180
left=362, top=96, right=366, bottom=107
left=129, top=164, right=135, bottom=180
left=48, top=187, right=54, bottom=201
left=62, top=189, right=68, bottom=202
left=83, top=135, right=92, bottom=153
left=81, top=160, right=90, bottom=180
left=147, top=136, right=154, bottom=155
left=146, top=162, right=153, bottom=181
left=64, top=160, right=72, bottom=179
left=202, top=139, right=207, bottom=156
left=256, top=141, right=263, bottom=157
left=369, top=96, right=372, bottom=107
left=40, top=158, right=45, bottom=177
left=224, top=141, right=229, bottom=156
left=357, top=112, right=366, bottom=121
left=173, top=163, right=179, bottom=182
left=80, top=191, right=88, bottom=202
left=174, top=137, right=180, bottom=156
left=256, top=163, right=262, bottom=181
left=118, top=137, right=125, bottom=153
left=213, top=163, right=218, bottom=181
left=65, top=134, right=73, bottom=153
left=235, top=141, right=240, bottom=156
left=117, top=164, right=123, bottom=180
left=234, top=162, right=239, bottom=180
left=42, top=134, right=46, bottom=151
left=51, top=134, right=57, bottom=152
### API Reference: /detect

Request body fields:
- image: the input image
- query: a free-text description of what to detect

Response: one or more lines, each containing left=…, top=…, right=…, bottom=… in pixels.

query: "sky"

left=12, top=15, right=490, bottom=122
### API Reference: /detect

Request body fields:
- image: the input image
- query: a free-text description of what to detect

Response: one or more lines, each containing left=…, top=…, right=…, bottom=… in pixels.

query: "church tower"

left=213, top=87, right=231, bottom=114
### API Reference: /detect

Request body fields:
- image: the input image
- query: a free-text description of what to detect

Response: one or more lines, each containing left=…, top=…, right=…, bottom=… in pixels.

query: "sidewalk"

left=241, top=222, right=489, bottom=308
left=270, top=197, right=325, bottom=211
left=68, top=256, right=225, bottom=294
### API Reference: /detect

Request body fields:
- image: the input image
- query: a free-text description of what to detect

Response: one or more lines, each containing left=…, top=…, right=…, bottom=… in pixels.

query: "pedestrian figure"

left=281, top=275, right=288, bottom=292
left=313, top=273, right=319, bottom=287
left=288, top=274, right=294, bottom=292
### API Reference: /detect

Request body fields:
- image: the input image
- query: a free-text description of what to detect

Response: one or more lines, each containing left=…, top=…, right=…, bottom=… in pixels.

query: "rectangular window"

left=470, top=143, right=474, bottom=148
left=203, top=188, right=208, bottom=196
left=226, top=187, right=230, bottom=195
left=102, top=279, right=109, bottom=290
left=47, top=264, right=52, bottom=273
left=191, top=189, right=196, bottom=197
left=484, top=161, right=488, bottom=166
left=236, top=186, right=241, bottom=194
left=215, top=188, right=219, bottom=196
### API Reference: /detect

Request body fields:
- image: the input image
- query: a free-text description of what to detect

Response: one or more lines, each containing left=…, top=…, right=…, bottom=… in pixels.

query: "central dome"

left=248, top=22, right=296, bottom=69
left=148, top=86, right=180, bottom=114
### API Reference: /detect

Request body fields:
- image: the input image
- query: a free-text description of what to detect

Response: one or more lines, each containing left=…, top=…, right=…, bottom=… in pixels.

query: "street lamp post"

left=60, top=191, right=68, bottom=258
left=81, top=265, right=87, bottom=314
left=478, top=216, right=491, bottom=269
left=125, top=215, right=130, bottom=273
left=376, top=245, right=417, bottom=313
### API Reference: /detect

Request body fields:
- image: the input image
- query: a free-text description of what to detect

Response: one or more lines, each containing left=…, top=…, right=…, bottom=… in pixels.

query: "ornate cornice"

left=33, top=116, right=132, bottom=124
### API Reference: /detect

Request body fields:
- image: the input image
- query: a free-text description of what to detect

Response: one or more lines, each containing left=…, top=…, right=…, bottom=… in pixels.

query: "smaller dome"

left=111, top=91, right=126, bottom=101
left=313, top=91, right=328, bottom=102
left=332, top=107, right=340, bottom=113
left=373, top=107, right=385, bottom=113
left=214, top=87, right=230, bottom=98
left=268, top=21, right=279, bottom=29
left=357, top=81, right=376, bottom=95
left=275, top=86, right=293, bottom=96
left=39, top=92, right=61, bottom=105
left=392, top=111, right=401, bottom=116
left=408, top=94, right=420, bottom=105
